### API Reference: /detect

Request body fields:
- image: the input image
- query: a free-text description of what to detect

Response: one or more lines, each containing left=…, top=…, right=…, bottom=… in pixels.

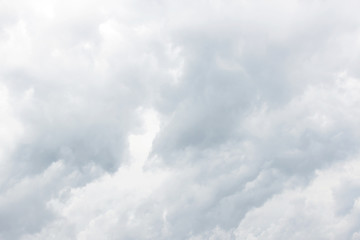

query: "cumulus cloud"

left=1, top=0, right=360, bottom=239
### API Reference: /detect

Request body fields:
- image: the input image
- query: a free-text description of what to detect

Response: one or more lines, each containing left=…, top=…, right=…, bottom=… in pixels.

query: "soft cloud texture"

left=1, top=0, right=360, bottom=239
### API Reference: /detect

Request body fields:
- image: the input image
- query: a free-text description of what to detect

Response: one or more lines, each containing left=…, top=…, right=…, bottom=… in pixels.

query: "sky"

left=1, top=0, right=360, bottom=239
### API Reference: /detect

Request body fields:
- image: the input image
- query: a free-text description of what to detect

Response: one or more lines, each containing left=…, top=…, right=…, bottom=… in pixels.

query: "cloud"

left=1, top=0, right=360, bottom=239
left=233, top=156, right=360, bottom=240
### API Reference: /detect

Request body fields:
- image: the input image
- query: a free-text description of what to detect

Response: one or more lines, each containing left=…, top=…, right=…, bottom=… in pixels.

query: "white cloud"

left=234, top=156, right=360, bottom=240
left=1, top=0, right=360, bottom=239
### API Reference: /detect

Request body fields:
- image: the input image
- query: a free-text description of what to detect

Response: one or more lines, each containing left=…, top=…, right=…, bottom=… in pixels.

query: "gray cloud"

left=1, top=0, right=360, bottom=239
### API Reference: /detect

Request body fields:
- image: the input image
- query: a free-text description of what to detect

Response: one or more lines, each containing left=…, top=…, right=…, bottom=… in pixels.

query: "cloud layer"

left=1, top=0, right=360, bottom=239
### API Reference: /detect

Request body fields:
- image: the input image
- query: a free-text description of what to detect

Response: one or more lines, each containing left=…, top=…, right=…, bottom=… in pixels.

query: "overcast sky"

left=1, top=0, right=360, bottom=239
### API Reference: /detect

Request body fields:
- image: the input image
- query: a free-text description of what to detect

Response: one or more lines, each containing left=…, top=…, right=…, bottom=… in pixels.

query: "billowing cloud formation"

left=1, top=0, right=360, bottom=239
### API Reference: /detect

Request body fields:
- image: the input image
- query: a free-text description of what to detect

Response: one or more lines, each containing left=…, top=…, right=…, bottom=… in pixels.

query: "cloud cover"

left=1, top=0, right=360, bottom=239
